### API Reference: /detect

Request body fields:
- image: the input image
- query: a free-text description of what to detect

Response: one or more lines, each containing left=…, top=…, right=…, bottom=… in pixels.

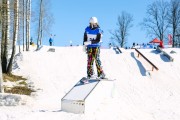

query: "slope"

left=0, top=46, right=180, bottom=120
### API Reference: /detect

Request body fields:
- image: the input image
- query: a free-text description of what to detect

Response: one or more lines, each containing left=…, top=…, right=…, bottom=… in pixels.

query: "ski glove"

left=84, top=41, right=91, bottom=45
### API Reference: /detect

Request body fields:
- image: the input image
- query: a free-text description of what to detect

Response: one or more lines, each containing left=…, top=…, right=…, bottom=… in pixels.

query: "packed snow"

left=0, top=45, right=180, bottom=120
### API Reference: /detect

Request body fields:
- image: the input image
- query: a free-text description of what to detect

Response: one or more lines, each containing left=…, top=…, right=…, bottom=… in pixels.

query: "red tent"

left=149, top=38, right=164, bottom=48
left=149, top=38, right=161, bottom=43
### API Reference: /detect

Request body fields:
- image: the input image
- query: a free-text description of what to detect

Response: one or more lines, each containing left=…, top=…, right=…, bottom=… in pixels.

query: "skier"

left=83, top=17, right=105, bottom=82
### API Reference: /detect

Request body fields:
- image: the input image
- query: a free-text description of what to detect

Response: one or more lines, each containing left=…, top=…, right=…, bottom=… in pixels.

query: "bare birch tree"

left=0, top=55, right=3, bottom=93
left=20, top=0, right=25, bottom=51
left=34, top=0, right=54, bottom=49
left=141, top=0, right=169, bottom=42
left=7, top=0, right=19, bottom=74
left=25, top=0, right=30, bottom=51
left=0, top=0, right=3, bottom=91
left=36, top=0, right=43, bottom=49
left=0, top=0, right=2, bottom=26
left=110, top=11, right=133, bottom=47
left=168, top=0, right=180, bottom=47
left=1, top=0, right=10, bottom=73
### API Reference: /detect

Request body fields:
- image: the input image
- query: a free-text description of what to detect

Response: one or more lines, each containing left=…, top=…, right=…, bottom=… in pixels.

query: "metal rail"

left=135, top=48, right=159, bottom=71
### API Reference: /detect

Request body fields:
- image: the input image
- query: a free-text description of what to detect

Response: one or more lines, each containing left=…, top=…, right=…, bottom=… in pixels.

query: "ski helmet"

left=89, top=17, right=98, bottom=24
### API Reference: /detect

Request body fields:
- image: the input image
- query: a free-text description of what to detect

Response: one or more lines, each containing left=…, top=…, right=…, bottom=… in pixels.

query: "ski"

left=96, top=77, right=116, bottom=81
left=80, top=76, right=116, bottom=84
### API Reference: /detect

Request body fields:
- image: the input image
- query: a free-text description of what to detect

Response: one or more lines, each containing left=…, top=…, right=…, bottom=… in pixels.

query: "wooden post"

left=137, top=53, right=140, bottom=58
left=152, top=67, right=154, bottom=71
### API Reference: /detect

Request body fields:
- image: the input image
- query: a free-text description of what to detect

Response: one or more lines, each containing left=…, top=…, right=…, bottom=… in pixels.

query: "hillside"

left=0, top=46, right=180, bottom=120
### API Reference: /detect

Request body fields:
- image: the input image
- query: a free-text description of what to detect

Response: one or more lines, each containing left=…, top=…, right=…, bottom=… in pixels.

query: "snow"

left=1, top=45, right=180, bottom=120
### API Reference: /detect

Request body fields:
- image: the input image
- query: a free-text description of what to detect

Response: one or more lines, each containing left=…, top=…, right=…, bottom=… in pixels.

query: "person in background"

left=131, top=42, right=135, bottom=49
left=49, top=37, right=53, bottom=46
left=30, top=37, right=33, bottom=45
left=83, top=17, right=105, bottom=80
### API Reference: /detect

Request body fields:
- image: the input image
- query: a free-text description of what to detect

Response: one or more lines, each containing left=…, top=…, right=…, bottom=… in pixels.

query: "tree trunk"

left=0, top=58, right=4, bottom=93
left=23, top=0, right=25, bottom=51
left=7, top=0, right=19, bottom=74
left=0, top=0, right=5, bottom=92
left=37, top=0, right=43, bottom=49
left=0, top=34, right=4, bottom=93
left=26, top=0, right=31, bottom=51
left=25, top=0, right=31, bottom=51
left=0, top=27, right=3, bottom=92
left=1, top=0, right=10, bottom=73
left=29, top=0, right=31, bottom=47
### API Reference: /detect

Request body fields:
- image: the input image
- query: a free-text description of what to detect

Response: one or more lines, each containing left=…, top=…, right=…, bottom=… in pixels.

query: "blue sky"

left=39, top=0, right=166, bottom=47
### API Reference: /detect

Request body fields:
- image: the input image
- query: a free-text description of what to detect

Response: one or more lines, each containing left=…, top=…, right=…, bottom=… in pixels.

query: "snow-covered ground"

left=0, top=45, right=180, bottom=120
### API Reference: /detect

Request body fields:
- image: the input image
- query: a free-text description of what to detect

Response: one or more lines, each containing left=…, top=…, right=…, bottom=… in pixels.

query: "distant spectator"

left=131, top=42, right=135, bottom=49
left=30, top=37, right=34, bottom=45
left=49, top=37, right=53, bottom=46
left=109, top=43, right=112, bottom=48
left=30, top=41, right=33, bottom=45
